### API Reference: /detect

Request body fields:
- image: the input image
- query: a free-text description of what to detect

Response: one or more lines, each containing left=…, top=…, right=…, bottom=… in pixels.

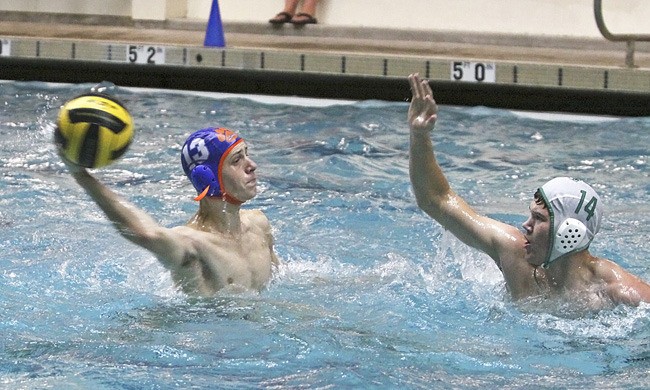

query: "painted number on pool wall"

left=0, top=39, right=11, bottom=57
left=127, top=45, right=166, bottom=64
left=451, top=61, right=496, bottom=82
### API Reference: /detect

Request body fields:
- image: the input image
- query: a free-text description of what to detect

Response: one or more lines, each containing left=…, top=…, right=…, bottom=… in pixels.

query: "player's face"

left=521, top=200, right=551, bottom=266
left=221, top=142, right=258, bottom=202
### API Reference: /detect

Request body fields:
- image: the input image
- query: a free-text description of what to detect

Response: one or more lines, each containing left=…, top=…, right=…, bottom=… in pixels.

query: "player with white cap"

left=407, top=73, right=650, bottom=309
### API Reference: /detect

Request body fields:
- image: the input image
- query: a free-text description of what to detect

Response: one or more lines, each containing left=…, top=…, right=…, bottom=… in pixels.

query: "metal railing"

left=594, top=0, right=650, bottom=68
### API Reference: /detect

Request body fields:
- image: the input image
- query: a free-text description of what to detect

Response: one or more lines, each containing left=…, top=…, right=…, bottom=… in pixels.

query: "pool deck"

left=1, top=13, right=649, bottom=115
left=2, top=14, right=650, bottom=68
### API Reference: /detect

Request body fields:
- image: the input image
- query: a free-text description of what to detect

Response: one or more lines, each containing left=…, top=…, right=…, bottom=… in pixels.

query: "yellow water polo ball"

left=54, top=93, right=134, bottom=168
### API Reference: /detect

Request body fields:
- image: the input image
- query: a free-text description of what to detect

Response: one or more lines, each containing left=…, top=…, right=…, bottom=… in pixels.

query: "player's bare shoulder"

left=170, top=223, right=207, bottom=238
left=587, top=256, right=650, bottom=306
left=588, top=256, right=626, bottom=283
left=241, top=209, right=272, bottom=232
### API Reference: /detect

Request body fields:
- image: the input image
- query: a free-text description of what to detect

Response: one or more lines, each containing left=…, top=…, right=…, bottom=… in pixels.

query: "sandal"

left=269, top=12, right=293, bottom=24
left=291, top=13, right=318, bottom=25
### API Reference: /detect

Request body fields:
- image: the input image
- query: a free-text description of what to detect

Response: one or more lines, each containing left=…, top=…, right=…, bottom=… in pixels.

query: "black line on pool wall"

left=603, top=70, right=609, bottom=89
left=36, top=41, right=40, bottom=57
left=182, top=48, right=187, bottom=65
left=108, top=45, right=112, bottom=61
left=383, top=59, right=388, bottom=76
left=260, top=52, right=265, bottom=69
left=300, top=54, right=305, bottom=71
left=71, top=43, right=76, bottom=59
left=425, top=61, right=430, bottom=79
left=513, top=66, right=518, bottom=83
left=558, top=68, right=563, bottom=86
left=341, top=56, right=346, bottom=74
left=221, top=51, right=226, bottom=67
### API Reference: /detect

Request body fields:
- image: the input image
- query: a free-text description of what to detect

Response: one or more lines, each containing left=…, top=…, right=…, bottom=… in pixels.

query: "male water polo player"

left=407, top=73, right=650, bottom=310
left=59, top=126, right=278, bottom=296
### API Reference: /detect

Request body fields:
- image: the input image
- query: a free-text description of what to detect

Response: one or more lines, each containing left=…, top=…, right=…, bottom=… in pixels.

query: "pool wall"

left=2, top=57, right=649, bottom=117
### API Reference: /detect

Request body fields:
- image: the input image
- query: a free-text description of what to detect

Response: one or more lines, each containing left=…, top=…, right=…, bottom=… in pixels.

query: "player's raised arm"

left=407, top=73, right=519, bottom=262
left=55, top=93, right=193, bottom=268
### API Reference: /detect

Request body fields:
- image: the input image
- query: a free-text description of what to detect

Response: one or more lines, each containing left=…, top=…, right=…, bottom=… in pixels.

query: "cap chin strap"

left=193, top=185, right=243, bottom=205
left=542, top=217, right=589, bottom=268
left=223, top=193, right=244, bottom=205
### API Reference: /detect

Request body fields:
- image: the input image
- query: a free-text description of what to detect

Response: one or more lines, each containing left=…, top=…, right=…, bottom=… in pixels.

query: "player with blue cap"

left=407, top=73, right=650, bottom=310
left=60, top=119, right=278, bottom=296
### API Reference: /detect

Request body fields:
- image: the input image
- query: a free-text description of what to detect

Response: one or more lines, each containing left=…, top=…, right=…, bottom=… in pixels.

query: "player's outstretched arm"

left=407, top=73, right=519, bottom=262
left=63, top=159, right=195, bottom=268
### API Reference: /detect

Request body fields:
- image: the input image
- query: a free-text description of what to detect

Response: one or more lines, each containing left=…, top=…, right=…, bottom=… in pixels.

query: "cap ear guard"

left=554, top=218, right=589, bottom=254
left=190, top=165, right=219, bottom=201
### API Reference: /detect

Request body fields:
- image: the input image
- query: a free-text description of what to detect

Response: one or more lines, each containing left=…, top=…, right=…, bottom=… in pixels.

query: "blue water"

left=1, top=80, right=649, bottom=389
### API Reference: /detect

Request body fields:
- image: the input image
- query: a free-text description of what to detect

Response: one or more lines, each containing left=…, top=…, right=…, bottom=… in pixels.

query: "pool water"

left=1, top=81, right=649, bottom=389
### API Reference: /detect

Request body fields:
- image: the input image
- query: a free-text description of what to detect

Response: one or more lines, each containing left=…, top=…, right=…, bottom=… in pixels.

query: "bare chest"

left=176, top=229, right=274, bottom=294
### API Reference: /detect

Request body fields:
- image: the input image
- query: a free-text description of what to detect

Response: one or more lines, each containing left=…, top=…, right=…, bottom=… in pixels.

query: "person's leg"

left=297, top=0, right=318, bottom=16
left=291, top=0, right=319, bottom=24
left=269, top=0, right=301, bottom=24
left=282, top=0, right=302, bottom=14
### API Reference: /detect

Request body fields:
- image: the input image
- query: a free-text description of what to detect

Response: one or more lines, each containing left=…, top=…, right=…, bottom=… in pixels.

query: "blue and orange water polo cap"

left=181, top=127, right=244, bottom=202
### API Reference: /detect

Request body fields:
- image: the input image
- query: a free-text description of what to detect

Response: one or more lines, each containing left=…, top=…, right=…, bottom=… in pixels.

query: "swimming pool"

left=1, top=80, right=648, bottom=389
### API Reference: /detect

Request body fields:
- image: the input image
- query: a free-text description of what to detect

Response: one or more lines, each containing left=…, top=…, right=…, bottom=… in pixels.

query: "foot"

left=269, top=12, right=293, bottom=24
left=291, top=13, right=317, bottom=25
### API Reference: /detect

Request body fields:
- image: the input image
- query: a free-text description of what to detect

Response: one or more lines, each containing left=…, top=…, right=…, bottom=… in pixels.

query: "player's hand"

left=408, top=73, right=438, bottom=134
left=55, top=145, right=86, bottom=175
